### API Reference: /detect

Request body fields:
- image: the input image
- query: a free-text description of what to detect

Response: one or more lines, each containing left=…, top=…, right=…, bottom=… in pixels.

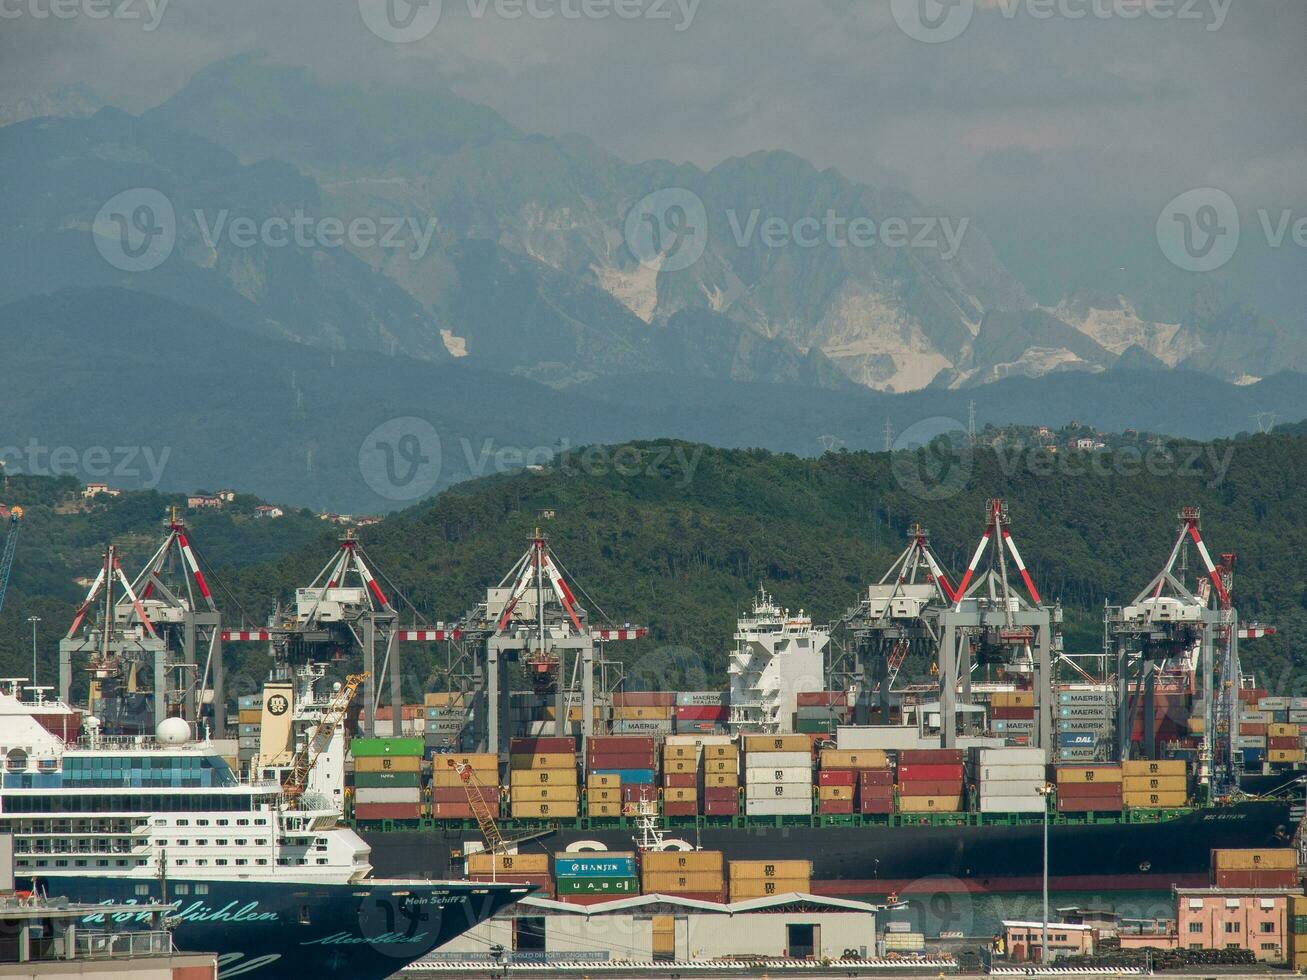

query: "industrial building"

left=432, top=892, right=878, bottom=962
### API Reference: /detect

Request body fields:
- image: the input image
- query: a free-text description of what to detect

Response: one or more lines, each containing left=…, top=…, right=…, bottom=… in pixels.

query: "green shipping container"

left=795, top=719, right=833, bottom=734
left=354, top=771, right=422, bottom=789
left=351, top=737, right=425, bottom=758
left=554, top=876, right=639, bottom=896
left=1293, top=915, right=1307, bottom=933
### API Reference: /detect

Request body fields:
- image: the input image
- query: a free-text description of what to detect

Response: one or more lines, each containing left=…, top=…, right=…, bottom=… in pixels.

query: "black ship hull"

left=364, top=800, right=1295, bottom=895
left=21, top=875, right=529, bottom=979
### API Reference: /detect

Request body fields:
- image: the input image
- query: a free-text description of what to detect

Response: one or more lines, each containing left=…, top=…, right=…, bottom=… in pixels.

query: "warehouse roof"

left=517, top=892, right=880, bottom=915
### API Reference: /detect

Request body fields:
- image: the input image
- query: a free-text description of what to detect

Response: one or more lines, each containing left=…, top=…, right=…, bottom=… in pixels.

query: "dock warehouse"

left=431, top=892, right=879, bottom=962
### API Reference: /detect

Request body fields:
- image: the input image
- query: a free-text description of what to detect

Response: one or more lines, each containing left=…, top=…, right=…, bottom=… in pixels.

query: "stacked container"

left=641, top=850, right=726, bottom=902
left=1121, top=759, right=1187, bottom=808
left=585, top=772, right=623, bottom=818
left=661, top=742, right=700, bottom=817
left=611, top=692, right=675, bottom=736
left=352, top=736, right=425, bottom=821
left=702, top=742, right=740, bottom=817
left=1054, top=763, right=1123, bottom=813
left=795, top=691, right=851, bottom=735
left=990, top=690, right=1036, bottom=745
left=429, top=752, right=498, bottom=820
left=423, top=692, right=468, bottom=754
left=554, top=851, right=640, bottom=904
left=466, top=851, right=553, bottom=897
left=972, top=747, right=1045, bottom=813
left=236, top=694, right=261, bottom=768
left=1289, top=894, right=1307, bottom=973
left=372, top=704, right=425, bottom=738
left=675, top=692, right=729, bottom=735
left=509, top=736, right=579, bottom=820
left=1055, top=686, right=1113, bottom=761
left=1267, top=723, right=1305, bottom=765
left=819, top=748, right=894, bottom=816
left=728, top=859, right=812, bottom=900
left=1210, top=848, right=1298, bottom=888
left=897, top=748, right=964, bottom=812
left=586, top=735, right=659, bottom=817
left=742, top=734, right=812, bottom=817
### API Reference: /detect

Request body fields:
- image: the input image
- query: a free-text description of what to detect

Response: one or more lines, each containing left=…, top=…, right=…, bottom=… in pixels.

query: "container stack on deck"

left=1290, top=894, right=1307, bottom=973
left=352, top=736, right=425, bottom=821
left=236, top=693, right=261, bottom=768
left=430, top=752, right=497, bottom=819
left=1121, top=759, right=1188, bottom=808
left=612, top=692, right=674, bottom=737
left=660, top=740, right=698, bottom=817
left=675, top=692, right=729, bottom=735
left=795, top=691, right=851, bottom=736
left=1056, top=686, right=1113, bottom=761
left=1210, top=848, right=1299, bottom=888
left=509, top=737, right=579, bottom=820
left=1268, top=721, right=1306, bottom=765
left=467, top=851, right=554, bottom=897
left=743, top=734, right=813, bottom=817
left=1054, top=763, right=1124, bottom=813
left=898, top=748, right=964, bottom=813
left=640, top=850, right=727, bottom=901
left=728, top=859, right=812, bottom=900
left=554, top=850, right=639, bottom=904
left=990, top=691, right=1035, bottom=746
left=424, top=692, right=468, bottom=752
left=974, top=747, right=1046, bottom=813
left=816, top=747, right=887, bottom=816
left=702, top=741, right=740, bottom=817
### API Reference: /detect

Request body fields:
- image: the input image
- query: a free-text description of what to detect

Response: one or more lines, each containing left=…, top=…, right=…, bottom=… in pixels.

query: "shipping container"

left=1055, top=765, right=1123, bottom=784
left=899, top=795, right=963, bottom=812
left=511, top=784, right=580, bottom=802
left=742, top=735, right=811, bottom=754
left=743, top=797, right=811, bottom=816
left=354, top=755, right=421, bottom=773
left=510, top=801, right=580, bottom=819
left=730, top=878, right=810, bottom=900
left=353, top=803, right=423, bottom=820
left=1211, top=849, right=1296, bottom=871
left=819, top=748, right=890, bottom=769
left=744, top=782, right=811, bottom=800
left=1121, top=759, right=1186, bottom=776
left=467, top=852, right=549, bottom=875
left=509, top=752, right=576, bottom=770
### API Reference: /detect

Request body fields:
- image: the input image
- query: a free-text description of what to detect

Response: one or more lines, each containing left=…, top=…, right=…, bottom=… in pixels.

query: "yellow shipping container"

left=587, top=802, right=623, bottom=818
left=1291, top=894, right=1307, bottom=916
left=587, top=773, right=622, bottom=789
left=818, top=785, right=854, bottom=801
left=664, top=787, right=697, bottom=803
left=511, top=784, right=579, bottom=803
left=1055, top=766, right=1123, bottom=784
left=1122, top=791, right=1187, bottom=808
left=466, top=852, right=549, bottom=875
left=1269, top=723, right=1298, bottom=738
left=728, top=860, right=812, bottom=880
left=1270, top=749, right=1305, bottom=763
left=665, top=745, right=697, bottom=761
left=642, top=850, right=724, bottom=873
left=542, top=706, right=605, bottom=722
left=238, top=708, right=262, bottom=725
left=703, top=744, right=739, bottom=760
left=1122, top=775, right=1187, bottom=793
left=991, top=691, right=1035, bottom=708
left=509, top=752, right=576, bottom=770
left=424, top=692, right=468, bottom=708
left=899, top=795, right=963, bottom=813
left=614, top=706, right=673, bottom=720
left=510, top=801, right=579, bottom=819
left=819, top=748, right=890, bottom=770
left=743, top=735, right=810, bottom=754
left=1212, top=849, right=1297, bottom=871
left=730, top=878, right=810, bottom=900
left=1122, top=759, right=1186, bottom=776
left=509, top=769, right=577, bottom=787
left=643, top=871, right=725, bottom=892
left=588, top=788, right=620, bottom=803
left=355, top=755, right=421, bottom=773
left=1187, top=716, right=1204, bottom=734
left=703, top=772, right=739, bottom=788
left=664, top=758, right=698, bottom=775
left=704, top=759, right=738, bottom=774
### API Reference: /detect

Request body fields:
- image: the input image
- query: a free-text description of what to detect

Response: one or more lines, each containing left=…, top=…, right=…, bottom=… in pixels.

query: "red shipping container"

left=898, top=764, right=964, bottom=781
left=703, top=799, right=739, bottom=816
left=1055, top=782, right=1123, bottom=800
left=612, top=692, right=676, bottom=707
left=992, top=706, right=1035, bottom=720
left=897, top=780, right=963, bottom=797
left=859, top=798, right=894, bottom=814
left=664, top=801, right=697, bottom=817
left=1240, top=723, right=1268, bottom=736
left=432, top=786, right=497, bottom=803
left=858, top=769, right=895, bottom=786
left=818, top=798, right=854, bottom=815
left=663, top=773, right=697, bottom=788
left=899, top=749, right=963, bottom=765
left=510, top=737, right=575, bottom=753
left=589, top=736, right=655, bottom=752
left=431, top=803, right=476, bottom=818
left=1214, top=869, right=1298, bottom=888
left=675, top=706, right=730, bottom=721
left=1268, top=736, right=1298, bottom=749
left=858, top=784, right=894, bottom=800
left=622, top=785, right=659, bottom=803
left=354, top=803, right=423, bottom=820
left=1057, top=796, right=1123, bottom=813
left=703, top=786, right=738, bottom=801
left=587, top=752, right=657, bottom=769
left=797, top=691, right=849, bottom=707
left=818, top=770, right=856, bottom=786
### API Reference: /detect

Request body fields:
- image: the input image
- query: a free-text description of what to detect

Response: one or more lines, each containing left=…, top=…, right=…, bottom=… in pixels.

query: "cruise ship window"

left=135, top=884, right=150, bottom=896
left=178, top=840, right=189, bottom=846
left=196, top=859, right=207, bottom=866
left=176, top=859, right=188, bottom=866
left=216, top=840, right=228, bottom=846
left=195, top=884, right=209, bottom=895
left=217, top=819, right=229, bottom=826
left=236, top=859, right=247, bottom=866
left=235, top=839, right=247, bottom=846
left=237, top=819, right=250, bottom=826
left=175, top=884, right=190, bottom=895
left=215, top=859, right=227, bottom=866
left=256, top=859, right=267, bottom=866
left=177, top=819, right=189, bottom=826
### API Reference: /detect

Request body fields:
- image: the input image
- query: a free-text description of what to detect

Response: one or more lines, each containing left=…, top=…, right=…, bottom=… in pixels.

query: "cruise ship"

left=0, top=686, right=528, bottom=979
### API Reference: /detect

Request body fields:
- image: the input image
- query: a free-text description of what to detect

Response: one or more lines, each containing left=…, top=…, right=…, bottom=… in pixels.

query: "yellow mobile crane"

left=448, top=758, right=506, bottom=854
left=283, top=672, right=367, bottom=803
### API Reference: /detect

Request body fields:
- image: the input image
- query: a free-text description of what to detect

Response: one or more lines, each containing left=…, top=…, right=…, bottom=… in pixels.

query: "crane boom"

left=0, top=508, right=23, bottom=617
left=283, top=672, right=367, bottom=803
left=448, top=759, right=506, bottom=854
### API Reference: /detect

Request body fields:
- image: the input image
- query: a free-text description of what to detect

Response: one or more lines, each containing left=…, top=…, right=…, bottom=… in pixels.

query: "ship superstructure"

left=728, top=587, right=829, bottom=733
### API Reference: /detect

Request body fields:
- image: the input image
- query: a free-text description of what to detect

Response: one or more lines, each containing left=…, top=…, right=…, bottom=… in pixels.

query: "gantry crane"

left=283, top=672, right=367, bottom=804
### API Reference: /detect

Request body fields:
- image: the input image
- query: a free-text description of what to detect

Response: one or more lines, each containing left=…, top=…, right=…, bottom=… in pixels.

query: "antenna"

left=883, top=419, right=893, bottom=453
left=968, top=401, right=976, bottom=445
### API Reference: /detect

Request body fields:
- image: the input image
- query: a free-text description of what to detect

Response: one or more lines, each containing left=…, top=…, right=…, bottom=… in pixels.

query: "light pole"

left=27, top=616, right=40, bottom=687
left=1038, top=781, right=1054, bottom=964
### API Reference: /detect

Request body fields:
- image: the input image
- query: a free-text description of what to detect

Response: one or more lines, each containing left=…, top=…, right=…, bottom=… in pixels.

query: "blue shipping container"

left=589, top=768, right=655, bottom=784
left=554, top=856, right=637, bottom=878
left=1058, top=731, right=1096, bottom=747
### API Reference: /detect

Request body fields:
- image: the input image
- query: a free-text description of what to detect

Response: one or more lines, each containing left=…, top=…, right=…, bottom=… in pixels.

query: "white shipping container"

left=745, top=766, right=813, bottom=784
left=744, top=782, right=812, bottom=801
left=743, top=751, right=811, bottom=768
left=744, top=797, right=812, bottom=816
left=836, top=726, right=932, bottom=750
left=979, top=764, right=1046, bottom=782
left=975, top=747, right=1045, bottom=764
left=978, top=796, right=1047, bottom=813
left=355, top=787, right=423, bottom=804
left=979, top=778, right=1045, bottom=797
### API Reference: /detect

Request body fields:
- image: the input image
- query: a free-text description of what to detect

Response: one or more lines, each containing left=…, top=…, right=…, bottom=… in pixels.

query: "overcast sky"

left=3, top=0, right=1304, bottom=226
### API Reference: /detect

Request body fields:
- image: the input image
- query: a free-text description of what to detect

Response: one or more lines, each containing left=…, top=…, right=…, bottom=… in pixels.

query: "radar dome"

left=156, top=717, right=191, bottom=745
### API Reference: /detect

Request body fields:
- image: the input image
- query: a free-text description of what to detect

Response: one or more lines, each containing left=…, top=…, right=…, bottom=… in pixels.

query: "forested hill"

left=2, top=434, right=1305, bottom=696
